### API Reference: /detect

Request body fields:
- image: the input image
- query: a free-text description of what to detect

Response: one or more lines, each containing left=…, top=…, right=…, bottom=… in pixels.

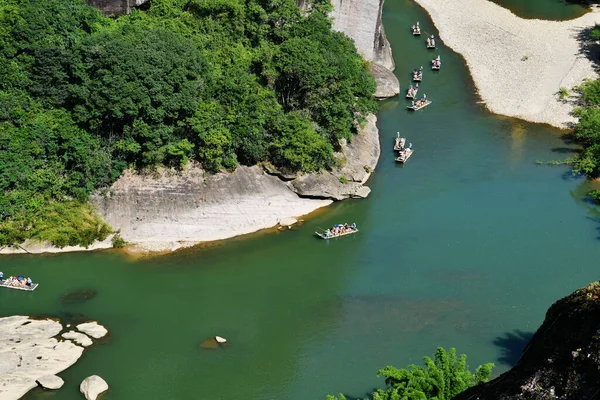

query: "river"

left=3, top=1, right=600, bottom=399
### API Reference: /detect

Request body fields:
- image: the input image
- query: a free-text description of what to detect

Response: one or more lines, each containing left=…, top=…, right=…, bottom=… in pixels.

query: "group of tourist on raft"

left=0, top=272, right=33, bottom=288
left=407, top=22, right=441, bottom=111
left=394, top=133, right=414, bottom=163
left=323, top=223, right=357, bottom=238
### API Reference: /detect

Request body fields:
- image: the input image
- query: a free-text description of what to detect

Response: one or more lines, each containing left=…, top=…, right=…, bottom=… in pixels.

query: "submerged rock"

left=454, top=281, right=600, bottom=400
left=36, top=375, right=64, bottom=390
left=61, top=290, right=97, bottom=304
left=76, top=322, right=108, bottom=339
left=80, top=375, right=108, bottom=400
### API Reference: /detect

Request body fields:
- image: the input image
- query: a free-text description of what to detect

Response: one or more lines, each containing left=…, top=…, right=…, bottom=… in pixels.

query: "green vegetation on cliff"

left=327, top=347, right=494, bottom=400
left=0, top=0, right=376, bottom=247
left=571, top=25, right=600, bottom=186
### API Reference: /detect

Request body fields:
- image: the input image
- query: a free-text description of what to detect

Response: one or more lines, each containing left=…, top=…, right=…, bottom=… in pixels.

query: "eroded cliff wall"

left=330, top=0, right=399, bottom=98
left=454, top=282, right=600, bottom=400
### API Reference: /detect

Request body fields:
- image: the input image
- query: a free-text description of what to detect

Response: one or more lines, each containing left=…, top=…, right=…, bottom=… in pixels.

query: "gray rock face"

left=372, top=64, right=400, bottom=99
left=287, top=114, right=380, bottom=200
left=330, top=0, right=394, bottom=70
left=84, top=0, right=148, bottom=16
left=93, top=164, right=333, bottom=252
left=36, top=375, right=64, bottom=390
left=76, top=322, right=108, bottom=340
left=330, top=0, right=398, bottom=98
left=80, top=375, right=109, bottom=400
left=0, top=316, right=85, bottom=399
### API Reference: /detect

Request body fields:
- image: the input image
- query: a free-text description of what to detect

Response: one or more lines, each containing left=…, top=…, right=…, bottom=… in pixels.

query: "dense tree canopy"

left=327, top=347, right=494, bottom=400
left=0, top=0, right=376, bottom=246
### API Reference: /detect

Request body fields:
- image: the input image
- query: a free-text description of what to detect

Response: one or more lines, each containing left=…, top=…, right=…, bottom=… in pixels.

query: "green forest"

left=327, top=347, right=494, bottom=400
left=0, top=0, right=376, bottom=247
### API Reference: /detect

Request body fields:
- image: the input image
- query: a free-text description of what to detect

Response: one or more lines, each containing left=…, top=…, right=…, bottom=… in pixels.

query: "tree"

left=328, top=348, right=494, bottom=400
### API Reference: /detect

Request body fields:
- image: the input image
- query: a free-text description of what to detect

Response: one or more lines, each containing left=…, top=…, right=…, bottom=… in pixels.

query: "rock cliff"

left=330, top=0, right=399, bottom=98
left=91, top=115, right=379, bottom=252
left=454, top=282, right=600, bottom=400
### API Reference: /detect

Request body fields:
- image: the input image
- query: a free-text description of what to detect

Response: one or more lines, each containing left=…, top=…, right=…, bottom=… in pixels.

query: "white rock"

left=76, top=322, right=108, bottom=339
left=36, top=375, right=64, bottom=389
left=80, top=375, right=109, bottom=400
left=215, top=336, right=227, bottom=343
left=278, top=217, right=297, bottom=226
left=62, top=331, right=93, bottom=347
left=0, top=316, right=84, bottom=399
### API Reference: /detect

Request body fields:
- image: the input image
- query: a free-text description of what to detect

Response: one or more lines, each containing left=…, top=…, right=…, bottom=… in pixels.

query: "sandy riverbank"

left=414, top=0, right=600, bottom=129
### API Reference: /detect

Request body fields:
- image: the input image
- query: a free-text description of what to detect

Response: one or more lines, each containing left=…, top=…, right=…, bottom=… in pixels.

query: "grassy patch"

left=0, top=201, right=111, bottom=248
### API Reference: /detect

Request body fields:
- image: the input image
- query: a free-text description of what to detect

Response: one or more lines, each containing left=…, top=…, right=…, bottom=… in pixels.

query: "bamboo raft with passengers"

left=394, top=133, right=406, bottom=151
left=407, top=96, right=431, bottom=111
left=432, top=55, right=441, bottom=70
left=411, top=22, right=421, bottom=36
left=315, top=223, right=358, bottom=239
left=412, top=68, right=423, bottom=82
left=406, top=83, right=419, bottom=99
left=396, top=148, right=414, bottom=163
left=426, top=35, right=436, bottom=49
left=394, top=136, right=414, bottom=163
left=0, top=275, right=38, bottom=291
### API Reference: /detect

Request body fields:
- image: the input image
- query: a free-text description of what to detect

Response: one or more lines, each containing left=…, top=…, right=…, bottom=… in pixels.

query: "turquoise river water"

left=2, top=1, right=600, bottom=399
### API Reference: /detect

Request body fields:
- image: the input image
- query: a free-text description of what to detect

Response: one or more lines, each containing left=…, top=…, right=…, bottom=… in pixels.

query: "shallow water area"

left=489, top=0, right=589, bottom=20
left=3, top=1, right=600, bottom=400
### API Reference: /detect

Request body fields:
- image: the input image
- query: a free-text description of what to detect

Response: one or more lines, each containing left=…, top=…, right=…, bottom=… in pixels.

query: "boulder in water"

left=278, top=217, right=297, bottom=227
left=36, top=375, right=64, bottom=390
left=62, top=331, right=93, bottom=347
left=80, top=375, right=108, bottom=400
left=76, top=322, right=108, bottom=339
left=200, top=336, right=228, bottom=349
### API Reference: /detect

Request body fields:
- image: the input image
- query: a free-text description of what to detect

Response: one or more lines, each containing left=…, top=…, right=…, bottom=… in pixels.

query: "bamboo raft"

left=406, top=87, right=419, bottom=98
left=0, top=281, right=38, bottom=291
left=413, top=73, right=422, bottom=82
left=407, top=100, right=431, bottom=111
left=396, top=149, right=414, bottom=163
left=412, top=22, right=421, bottom=36
left=432, top=56, right=441, bottom=70
left=315, top=226, right=358, bottom=240
left=394, top=136, right=406, bottom=151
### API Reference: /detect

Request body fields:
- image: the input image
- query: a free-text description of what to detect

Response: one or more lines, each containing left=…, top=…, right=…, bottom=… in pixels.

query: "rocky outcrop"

left=372, top=64, right=400, bottom=99
left=80, top=375, right=109, bottom=400
left=330, top=0, right=398, bottom=98
left=36, top=375, right=65, bottom=390
left=0, top=316, right=107, bottom=400
left=454, top=282, right=600, bottom=400
left=84, top=0, right=149, bottom=16
left=76, top=322, right=108, bottom=340
left=62, top=331, right=93, bottom=347
left=92, top=114, right=379, bottom=252
left=287, top=114, right=380, bottom=200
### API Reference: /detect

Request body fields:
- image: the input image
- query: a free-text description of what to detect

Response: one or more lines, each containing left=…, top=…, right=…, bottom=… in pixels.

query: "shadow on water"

left=493, top=330, right=534, bottom=366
